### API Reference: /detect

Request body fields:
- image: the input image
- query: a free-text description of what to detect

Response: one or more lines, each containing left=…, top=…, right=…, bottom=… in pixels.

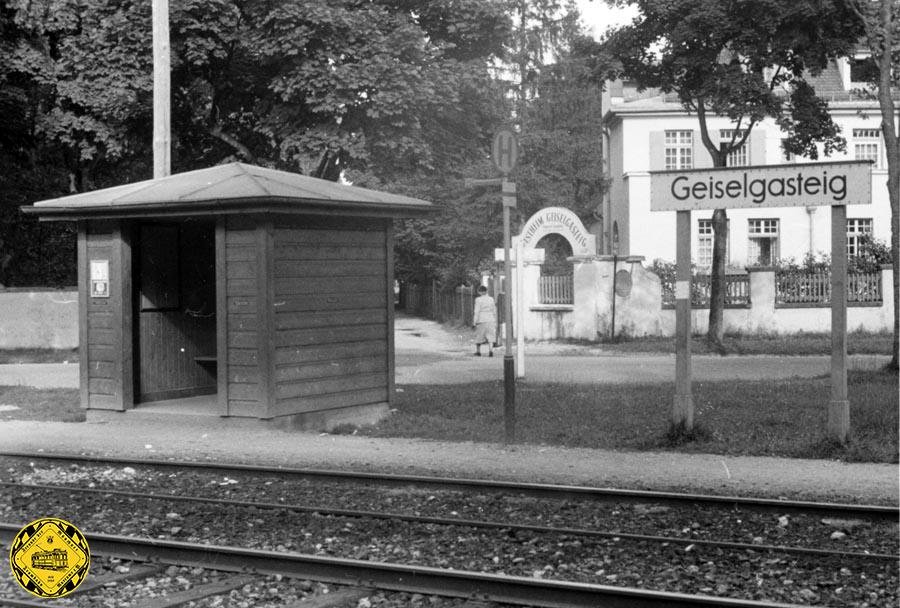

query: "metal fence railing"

left=661, top=274, right=751, bottom=308
left=400, top=282, right=479, bottom=326
left=775, top=271, right=882, bottom=306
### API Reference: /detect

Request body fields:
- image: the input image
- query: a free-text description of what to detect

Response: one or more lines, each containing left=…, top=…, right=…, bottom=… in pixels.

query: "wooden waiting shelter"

left=24, top=163, right=432, bottom=427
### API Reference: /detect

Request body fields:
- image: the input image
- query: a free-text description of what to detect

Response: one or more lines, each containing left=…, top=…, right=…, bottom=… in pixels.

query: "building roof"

left=805, top=60, right=846, bottom=97
left=23, top=162, right=434, bottom=220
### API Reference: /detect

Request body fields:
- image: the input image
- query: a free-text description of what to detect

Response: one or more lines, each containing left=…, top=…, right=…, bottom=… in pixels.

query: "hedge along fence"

left=775, top=270, right=883, bottom=307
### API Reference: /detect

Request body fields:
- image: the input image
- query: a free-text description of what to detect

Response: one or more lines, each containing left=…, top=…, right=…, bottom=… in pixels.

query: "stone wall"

left=519, top=261, right=894, bottom=340
left=0, top=289, right=78, bottom=349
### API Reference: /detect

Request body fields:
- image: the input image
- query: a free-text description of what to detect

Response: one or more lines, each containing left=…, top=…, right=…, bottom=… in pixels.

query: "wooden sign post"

left=650, top=161, right=872, bottom=441
left=673, top=209, right=693, bottom=429
left=830, top=204, right=850, bottom=438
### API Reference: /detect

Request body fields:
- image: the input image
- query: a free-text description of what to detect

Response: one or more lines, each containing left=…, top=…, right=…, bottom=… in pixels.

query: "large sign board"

left=650, top=161, right=871, bottom=212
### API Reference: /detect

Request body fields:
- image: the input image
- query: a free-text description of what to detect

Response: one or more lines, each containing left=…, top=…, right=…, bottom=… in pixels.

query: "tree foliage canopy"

left=0, top=0, right=521, bottom=285
left=605, top=0, right=864, bottom=160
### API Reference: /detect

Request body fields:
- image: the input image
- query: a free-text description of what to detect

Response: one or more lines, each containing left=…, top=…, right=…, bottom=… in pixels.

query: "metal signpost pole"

left=464, top=128, right=519, bottom=443
left=610, top=253, right=618, bottom=341
left=502, top=178, right=516, bottom=441
left=493, top=129, right=518, bottom=443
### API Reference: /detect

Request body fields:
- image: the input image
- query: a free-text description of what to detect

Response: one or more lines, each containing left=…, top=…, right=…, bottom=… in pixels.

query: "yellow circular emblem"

left=8, top=518, right=90, bottom=598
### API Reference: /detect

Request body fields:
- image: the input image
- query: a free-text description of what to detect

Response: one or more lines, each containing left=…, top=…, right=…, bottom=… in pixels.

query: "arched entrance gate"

left=497, top=207, right=596, bottom=375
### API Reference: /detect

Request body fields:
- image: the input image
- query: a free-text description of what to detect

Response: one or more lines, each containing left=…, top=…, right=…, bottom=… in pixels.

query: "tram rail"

left=0, top=522, right=816, bottom=608
left=2, top=481, right=896, bottom=563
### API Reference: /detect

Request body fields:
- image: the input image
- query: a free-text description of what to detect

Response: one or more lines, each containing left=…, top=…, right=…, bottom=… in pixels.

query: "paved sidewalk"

left=0, top=419, right=896, bottom=504
left=0, top=314, right=887, bottom=389
left=394, top=314, right=889, bottom=385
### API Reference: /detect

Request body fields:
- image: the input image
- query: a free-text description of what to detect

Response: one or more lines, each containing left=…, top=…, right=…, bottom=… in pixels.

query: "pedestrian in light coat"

left=472, top=285, right=496, bottom=357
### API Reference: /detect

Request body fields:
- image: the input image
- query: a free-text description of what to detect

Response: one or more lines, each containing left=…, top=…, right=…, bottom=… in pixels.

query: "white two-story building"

left=601, top=59, right=893, bottom=268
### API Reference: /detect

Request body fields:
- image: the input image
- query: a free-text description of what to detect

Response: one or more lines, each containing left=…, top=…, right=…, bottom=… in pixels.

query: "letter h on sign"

left=492, top=129, right=518, bottom=175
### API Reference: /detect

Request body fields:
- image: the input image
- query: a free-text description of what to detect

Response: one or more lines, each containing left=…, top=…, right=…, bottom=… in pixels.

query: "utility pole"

left=152, top=0, right=171, bottom=178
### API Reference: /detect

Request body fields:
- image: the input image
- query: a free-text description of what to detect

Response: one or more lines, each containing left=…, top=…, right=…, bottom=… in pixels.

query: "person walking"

left=472, top=285, right=497, bottom=357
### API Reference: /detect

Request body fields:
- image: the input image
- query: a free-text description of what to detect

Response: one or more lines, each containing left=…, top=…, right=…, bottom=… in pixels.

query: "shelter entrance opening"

left=134, top=219, right=217, bottom=404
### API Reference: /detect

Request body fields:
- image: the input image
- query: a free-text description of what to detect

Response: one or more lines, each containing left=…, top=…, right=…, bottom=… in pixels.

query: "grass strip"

left=366, top=370, right=899, bottom=463
left=1, top=370, right=896, bottom=463
left=566, top=331, right=895, bottom=355
left=0, top=386, right=83, bottom=422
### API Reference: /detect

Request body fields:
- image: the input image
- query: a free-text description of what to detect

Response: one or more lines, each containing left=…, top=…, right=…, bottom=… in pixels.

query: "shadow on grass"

left=661, top=422, right=714, bottom=447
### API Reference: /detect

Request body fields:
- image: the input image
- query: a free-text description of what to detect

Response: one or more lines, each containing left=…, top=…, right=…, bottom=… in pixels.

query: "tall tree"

left=517, top=37, right=606, bottom=227
left=390, top=2, right=613, bottom=286
left=0, top=0, right=152, bottom=286
left=170, top=0, right=511, bottom=179
left=606, top=0, right=863, bottom=352
left=843, top=0, right=899, bottom=370
left=504, top=0, right=580, bottom=119
left=0, top=0, right=512, bottom=285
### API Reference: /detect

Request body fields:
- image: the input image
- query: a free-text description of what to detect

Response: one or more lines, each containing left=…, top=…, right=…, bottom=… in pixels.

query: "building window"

left=853, top=129, right=882, bottom=168
left=720, top=129, right=748, bottom=166
left=748, top=219, right=779, bottom=266
left=698, top=220, right=713, bottom=268
left=697, top=219, right=730, bottom=269
left=849, top=57, right=878, bottom=85
left=847, top=218, right=873, bottom=256
left=665, top=130, right=693, bottom=170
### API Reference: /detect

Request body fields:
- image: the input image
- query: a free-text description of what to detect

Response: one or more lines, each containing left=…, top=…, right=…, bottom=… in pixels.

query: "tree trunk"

left=883, top=114, right=898, bottom=370
left=706, top=148, right=729, bottom=352
left=870, top=0, right=899, bottom=369
left=695, top=101, right=732, bottom=353
left=707, top=208, right=728, bottom=351
left=844, top=0, right=899, bottom=369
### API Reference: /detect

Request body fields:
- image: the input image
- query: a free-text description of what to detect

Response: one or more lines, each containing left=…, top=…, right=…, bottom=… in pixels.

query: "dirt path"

left=394, top=314, right=888, bottom=385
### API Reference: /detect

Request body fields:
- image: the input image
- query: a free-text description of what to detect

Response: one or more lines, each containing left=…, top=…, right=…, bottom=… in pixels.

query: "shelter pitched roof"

left=24, top=162, right=433, bottom=219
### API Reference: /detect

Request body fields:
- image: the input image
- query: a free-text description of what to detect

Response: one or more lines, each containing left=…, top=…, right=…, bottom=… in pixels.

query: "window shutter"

left=649, top=131, right=665, bottom=170
left=693, top=132, right=713, bottom=168
left=749, top=129, right=766, bottom=165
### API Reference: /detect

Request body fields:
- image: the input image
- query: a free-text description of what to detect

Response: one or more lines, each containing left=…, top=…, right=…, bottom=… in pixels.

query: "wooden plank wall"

left=82, top=220, right=132, bottom=410
left=137, top=312, right=215, bottom=401
left=270, top=218, right=389, bottom=417
left=224, top=216, right=261, bottom=416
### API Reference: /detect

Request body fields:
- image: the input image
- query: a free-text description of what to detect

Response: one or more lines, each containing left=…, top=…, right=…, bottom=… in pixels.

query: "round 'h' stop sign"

left=492, top=129, right=518, bottom=174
